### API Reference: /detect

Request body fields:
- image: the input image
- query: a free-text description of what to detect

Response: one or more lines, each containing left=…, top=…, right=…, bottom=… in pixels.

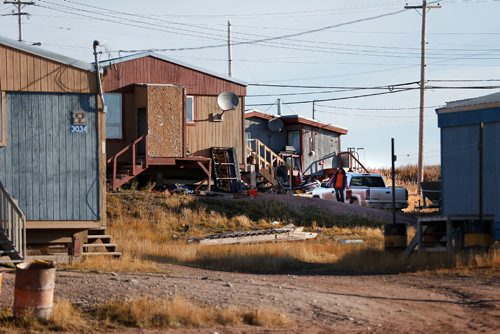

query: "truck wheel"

left=313, top=195, right=319, bottom=198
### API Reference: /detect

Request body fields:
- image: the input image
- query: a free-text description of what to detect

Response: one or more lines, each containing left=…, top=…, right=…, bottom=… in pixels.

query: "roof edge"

left=98, top=51, right=247, bottom=86
left=0, top=35, right=94, bottom=72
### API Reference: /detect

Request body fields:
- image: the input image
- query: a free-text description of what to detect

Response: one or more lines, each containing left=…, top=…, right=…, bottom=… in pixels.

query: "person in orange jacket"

left=331, top=168, right=347, bottom=202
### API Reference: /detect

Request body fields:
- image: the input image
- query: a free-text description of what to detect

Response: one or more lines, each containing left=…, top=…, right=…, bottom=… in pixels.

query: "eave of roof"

left=98, top=51, right=247, bottom=86
left=244, top=109, right=348, bottom=135
left=436, top=91, right=500, bottom=114
left=0, top=35, right=94, bottom=72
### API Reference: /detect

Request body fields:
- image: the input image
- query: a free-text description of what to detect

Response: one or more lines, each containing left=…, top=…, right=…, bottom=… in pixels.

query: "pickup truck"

left=311, top=172, right=408, bottom=210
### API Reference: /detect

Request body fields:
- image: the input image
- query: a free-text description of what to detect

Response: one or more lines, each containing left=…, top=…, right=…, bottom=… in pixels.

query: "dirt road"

left=1, top=265, right=498, bottom=333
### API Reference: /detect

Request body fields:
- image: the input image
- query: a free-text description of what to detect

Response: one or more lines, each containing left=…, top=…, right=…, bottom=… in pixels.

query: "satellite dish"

left=217, top=91, right=240, bottom=111
left=268, top=118, right=284, bottom=132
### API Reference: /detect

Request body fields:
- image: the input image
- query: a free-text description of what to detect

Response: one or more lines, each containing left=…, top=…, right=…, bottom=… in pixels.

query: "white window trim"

left=105, top=93, right=123, bottom=140
left=186, top=95, right=195, bottom=124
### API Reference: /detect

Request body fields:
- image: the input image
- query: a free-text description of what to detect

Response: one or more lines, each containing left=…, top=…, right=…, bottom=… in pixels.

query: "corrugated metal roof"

left=0, top=35, right=94, bottom=72
left=244, top=109, right=348, bottom=134
left=437, top=91, right=500, bottom=112
left=98, top=51, right=247, bottom=86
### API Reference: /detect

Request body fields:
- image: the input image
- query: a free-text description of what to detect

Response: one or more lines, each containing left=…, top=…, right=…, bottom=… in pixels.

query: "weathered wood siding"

left=302, top=125, right=341, bottom=176
left=147, top=85, right=184, bottom=158
left=186, top=96, right=243, bottom=161
left=103, top=56, right=246, bottom=96
left=0, top=93, right=99, bottom=220
left=0, top=45, right=96, bottom=93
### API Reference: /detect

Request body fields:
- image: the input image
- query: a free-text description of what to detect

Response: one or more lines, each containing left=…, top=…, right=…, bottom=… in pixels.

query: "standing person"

left=333, top=168, right=347, bottom=202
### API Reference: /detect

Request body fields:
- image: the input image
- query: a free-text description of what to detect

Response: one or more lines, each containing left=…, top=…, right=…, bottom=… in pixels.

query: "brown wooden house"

left=0, top=35, right=111, bottom=263
left=99, top=52, right=247, bottom=190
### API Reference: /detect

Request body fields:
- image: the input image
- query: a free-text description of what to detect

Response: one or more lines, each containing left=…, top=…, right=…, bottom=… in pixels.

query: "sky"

left=1, top=0, right=500, bottom=167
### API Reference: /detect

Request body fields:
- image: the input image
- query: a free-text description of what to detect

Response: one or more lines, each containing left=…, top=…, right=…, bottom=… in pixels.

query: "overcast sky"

left=1, top=0, right=500, bottom=167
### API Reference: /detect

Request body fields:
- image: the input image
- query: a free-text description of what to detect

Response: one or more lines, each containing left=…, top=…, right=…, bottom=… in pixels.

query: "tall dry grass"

left=93, top=295, right=294, bottom=329
left=69, top=191, right=499, bottom=275
left=0, top=297, right=293, bottom=331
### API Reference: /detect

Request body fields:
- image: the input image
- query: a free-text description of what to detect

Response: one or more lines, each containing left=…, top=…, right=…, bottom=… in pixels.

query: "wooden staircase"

left=245, top=139, right=290, bottom=191
left=108, top=134, right=149, bottom=191
left=0, top=180, right=26, bottom=264
left=82, top=228, right=121, bottom=258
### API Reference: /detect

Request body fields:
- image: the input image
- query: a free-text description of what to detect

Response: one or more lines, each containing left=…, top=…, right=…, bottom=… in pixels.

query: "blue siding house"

left=436, top=92, right=500, bottom=240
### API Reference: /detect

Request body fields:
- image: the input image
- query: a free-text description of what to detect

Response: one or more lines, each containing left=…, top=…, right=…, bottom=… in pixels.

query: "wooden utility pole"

left=4, top=0, right=35, bottom=42
left=404, top=0, right=441, bottom=192
left=227, top=20, right=232, bottom=77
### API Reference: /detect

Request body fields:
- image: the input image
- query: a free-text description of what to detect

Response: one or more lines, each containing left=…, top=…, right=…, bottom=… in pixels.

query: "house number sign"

left=71, top=111, right=88, bottom=133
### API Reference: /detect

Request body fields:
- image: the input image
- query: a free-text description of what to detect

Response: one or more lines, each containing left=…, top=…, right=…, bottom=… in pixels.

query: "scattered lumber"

left=190, top=224, right=317, bottom=245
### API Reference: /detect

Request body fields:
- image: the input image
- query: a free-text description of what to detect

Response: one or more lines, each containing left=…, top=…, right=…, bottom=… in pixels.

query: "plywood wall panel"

left=146, top=85, right=184, bottom=158
left=0, top=45, right=96, bottom=93
left=185, top=96, right=243, bottom=161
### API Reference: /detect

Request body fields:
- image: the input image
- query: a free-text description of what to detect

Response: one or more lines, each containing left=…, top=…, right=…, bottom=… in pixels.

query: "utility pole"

left=312, top=100, right=316, bottom=119
left=404, top=0, right=441, bottom=192
left=4, top=0, right=35, bottom=42
left=227, top=20, right=232, bottom=77
left=277, top=98, right=282, bottom=116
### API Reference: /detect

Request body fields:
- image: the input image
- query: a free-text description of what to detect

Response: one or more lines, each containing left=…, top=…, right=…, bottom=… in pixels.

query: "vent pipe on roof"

left=93, top=40, right=106, bottom=113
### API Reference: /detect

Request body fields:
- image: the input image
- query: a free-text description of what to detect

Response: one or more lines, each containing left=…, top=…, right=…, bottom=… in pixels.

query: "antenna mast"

left=227, top=20, right=232, bottom=77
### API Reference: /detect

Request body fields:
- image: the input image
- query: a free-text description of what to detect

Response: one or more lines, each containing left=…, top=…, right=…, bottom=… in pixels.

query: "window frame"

left=0, top=90, right=5, bottom=147
left=186, top=95, right=195, bottom=125
left=287, top=130, right=301, bottom=153
left=105, top=93, right=124, bottom=140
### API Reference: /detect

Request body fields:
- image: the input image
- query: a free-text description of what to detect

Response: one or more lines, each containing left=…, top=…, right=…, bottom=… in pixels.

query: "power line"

left=247, top=81, right=419, bottom=89
left=246, top=88, right=416, bottom=107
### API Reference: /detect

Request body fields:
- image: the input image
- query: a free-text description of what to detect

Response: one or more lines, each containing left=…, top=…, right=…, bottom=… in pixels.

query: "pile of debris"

left=189, top=224, right=317, bottom=245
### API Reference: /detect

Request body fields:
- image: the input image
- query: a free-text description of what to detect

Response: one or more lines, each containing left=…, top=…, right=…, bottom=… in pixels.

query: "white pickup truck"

left=311, top=172, right=408, bottom=210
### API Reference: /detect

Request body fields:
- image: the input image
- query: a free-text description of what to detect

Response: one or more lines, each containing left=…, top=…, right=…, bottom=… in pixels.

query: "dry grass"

left=372, top=164, right=441, bottom=213
left=93, top=295, right=294, bottom=329
left=0, top=297, right=294, bottom=332
left=69, top=189, right=498, bottom=276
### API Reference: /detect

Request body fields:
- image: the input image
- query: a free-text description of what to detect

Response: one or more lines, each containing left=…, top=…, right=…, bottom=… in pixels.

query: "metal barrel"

left=384, top=223, right=408, bottom=250
left=464, top=220, right=492, bottom=248
left=14, top=261, right=56, bottom=320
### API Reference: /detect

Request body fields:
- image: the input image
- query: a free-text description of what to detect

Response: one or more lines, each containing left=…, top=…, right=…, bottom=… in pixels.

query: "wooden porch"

left=107, top=133, right=212, bottom=191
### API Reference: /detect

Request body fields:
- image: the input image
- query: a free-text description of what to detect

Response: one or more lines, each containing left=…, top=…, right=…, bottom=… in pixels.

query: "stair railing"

left=246, top=139, right=287, bottom=183
left=107, top=134, right=148, bottom=191
left=0, top=179, right=26, bottom=262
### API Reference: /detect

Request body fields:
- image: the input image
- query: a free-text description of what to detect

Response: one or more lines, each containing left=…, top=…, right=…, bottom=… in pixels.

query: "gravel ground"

left=1, top=264, right=498, bottom=333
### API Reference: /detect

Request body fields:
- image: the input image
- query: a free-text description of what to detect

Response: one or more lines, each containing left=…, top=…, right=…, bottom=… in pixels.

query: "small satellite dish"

left=217, top=91, right=240, bottom=111
left=268, top=118, right=284, bottom=132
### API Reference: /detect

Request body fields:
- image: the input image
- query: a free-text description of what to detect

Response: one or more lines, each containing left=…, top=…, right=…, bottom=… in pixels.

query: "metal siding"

left=302, top=126, right=340, bottom=176
left=0, top=93, right=99, bottom=221
left=438, top=107, right=500, bottom=128
left=441, top=125, right=480, bottom=216
left=245, top=117, right=286, bottom=153
left=484, top=122, right=500, bottom=239
left=103, top=56, right=246, bottom=96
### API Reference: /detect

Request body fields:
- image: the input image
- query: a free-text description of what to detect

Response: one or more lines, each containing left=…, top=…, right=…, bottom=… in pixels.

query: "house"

left=98, top=52, right=247, bottom=190
left=0, top=35, right=109, bottom=262
left=244, top=110, right=349, bottom=177
left=436, top=92, right=500, bottom=241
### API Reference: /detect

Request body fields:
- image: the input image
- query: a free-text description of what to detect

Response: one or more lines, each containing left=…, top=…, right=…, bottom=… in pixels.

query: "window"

left=0, top=91, right=4, bottom=147
left=287, top=130, right=300, bottom=153
left=186, top=96, right=194, bottom=123
left=350, top=176, right=385, bottom=188
left=105, top=93, right=122, bottom=139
